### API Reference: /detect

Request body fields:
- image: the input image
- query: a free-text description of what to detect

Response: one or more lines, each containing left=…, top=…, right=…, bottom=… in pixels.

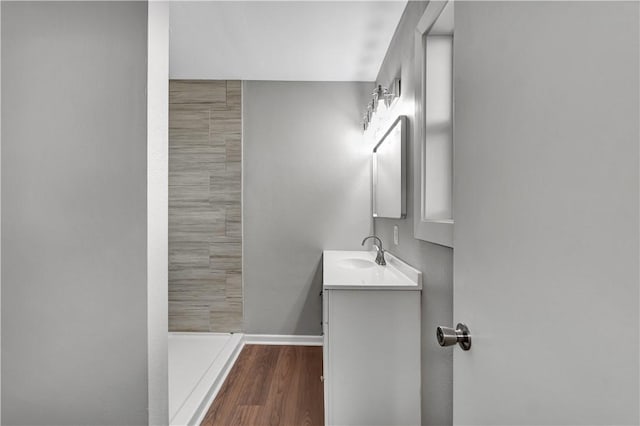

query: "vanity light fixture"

left=362, top=78, right=401, bottom=135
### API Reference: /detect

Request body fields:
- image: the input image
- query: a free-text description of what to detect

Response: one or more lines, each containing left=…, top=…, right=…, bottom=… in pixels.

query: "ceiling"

left=169, top=1, right=408, bottom=81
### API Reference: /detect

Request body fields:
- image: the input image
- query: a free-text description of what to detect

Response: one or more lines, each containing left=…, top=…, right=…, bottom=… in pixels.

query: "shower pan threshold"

left=169, top=332, right=244, bottom=426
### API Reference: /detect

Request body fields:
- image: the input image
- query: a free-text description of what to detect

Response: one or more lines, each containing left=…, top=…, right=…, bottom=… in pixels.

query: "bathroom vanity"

left=322, top=250, right=422, bottom=426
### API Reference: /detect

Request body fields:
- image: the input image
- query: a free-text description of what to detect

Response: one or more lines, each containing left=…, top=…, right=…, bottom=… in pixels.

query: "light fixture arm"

left=361, top=79, right=401, bottom=133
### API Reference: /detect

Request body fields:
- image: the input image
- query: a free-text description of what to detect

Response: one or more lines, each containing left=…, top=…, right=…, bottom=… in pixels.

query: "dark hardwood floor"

left=201, top=344, right=324, bottom=426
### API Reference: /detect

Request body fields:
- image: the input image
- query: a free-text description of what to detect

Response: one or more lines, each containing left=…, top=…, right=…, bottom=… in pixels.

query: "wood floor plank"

left=229, top=405, right=263, bottom=426
left=265, top=346, right=299, bottom=425
left=237, top=345, right=280, bottom=406
left=200, top=344, right=324, bottom=426
left=294, top=347, right=324, bottom=426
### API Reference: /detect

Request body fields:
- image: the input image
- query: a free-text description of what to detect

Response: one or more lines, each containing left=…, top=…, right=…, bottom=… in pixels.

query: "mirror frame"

left=413, top=0, right=454, bottom=247
left=372, top=115, right=407, bottom=219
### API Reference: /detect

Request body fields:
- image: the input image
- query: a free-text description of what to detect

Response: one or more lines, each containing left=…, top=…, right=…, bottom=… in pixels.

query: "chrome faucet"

left=361, top=236, right=386, bottom=266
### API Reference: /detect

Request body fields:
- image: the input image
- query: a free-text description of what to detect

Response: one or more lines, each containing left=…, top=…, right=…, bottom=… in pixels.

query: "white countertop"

left=323, top=250, right=422, bottom=290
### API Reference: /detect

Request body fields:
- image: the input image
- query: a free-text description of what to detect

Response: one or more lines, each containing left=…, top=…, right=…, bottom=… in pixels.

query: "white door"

left=452, top=2, right=639, bottom=425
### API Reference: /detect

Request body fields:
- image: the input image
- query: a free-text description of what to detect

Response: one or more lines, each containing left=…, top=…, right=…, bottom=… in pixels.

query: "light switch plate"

left=394, top=225, right=399, bottom=245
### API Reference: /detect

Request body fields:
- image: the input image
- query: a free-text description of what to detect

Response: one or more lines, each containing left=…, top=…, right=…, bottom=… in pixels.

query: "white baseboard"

left=243, top=334, right=323, bottom=346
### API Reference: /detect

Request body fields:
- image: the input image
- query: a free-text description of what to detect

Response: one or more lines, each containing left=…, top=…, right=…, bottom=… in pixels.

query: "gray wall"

left=243, top=81, right=372, bottom=334
left=373, top=2, right=454, bottom=425
left=2, top=2, right=149, bottom=425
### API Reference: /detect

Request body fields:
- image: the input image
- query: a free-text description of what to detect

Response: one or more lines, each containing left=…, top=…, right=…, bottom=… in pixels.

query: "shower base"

left=169, top=332, right=244, bottom=425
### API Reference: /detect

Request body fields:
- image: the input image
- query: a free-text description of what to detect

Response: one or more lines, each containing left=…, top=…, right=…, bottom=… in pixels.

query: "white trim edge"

left=1, top=3, right=3, bottom=422
left=243, top=334, right=323, bottom=346
left=413, top=0, right=455, bottom=248
left=147, top=2, right=170, bottom=425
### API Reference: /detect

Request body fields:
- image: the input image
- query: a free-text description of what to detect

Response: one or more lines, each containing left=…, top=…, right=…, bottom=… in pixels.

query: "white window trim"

left=413, top=0, right=454, bottom=247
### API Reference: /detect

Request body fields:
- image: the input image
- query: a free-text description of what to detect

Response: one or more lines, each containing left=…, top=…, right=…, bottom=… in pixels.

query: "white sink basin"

left=323, top=250, right=422, bottom=290
left=336, top=258, right=376, bottom=269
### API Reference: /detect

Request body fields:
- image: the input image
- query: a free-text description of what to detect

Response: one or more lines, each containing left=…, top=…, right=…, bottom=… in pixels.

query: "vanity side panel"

left=322, top=290, right=330, bottom=425
left=327, top=289, right=420, bottom=426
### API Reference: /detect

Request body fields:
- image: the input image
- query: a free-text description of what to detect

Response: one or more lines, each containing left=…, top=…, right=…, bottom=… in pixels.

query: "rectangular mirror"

left=373, top=115, right=406, bottom=218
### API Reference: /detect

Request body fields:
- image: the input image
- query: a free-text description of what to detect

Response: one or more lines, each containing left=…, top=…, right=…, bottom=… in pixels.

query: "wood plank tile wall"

left=169, top=80, right=242, bottom=332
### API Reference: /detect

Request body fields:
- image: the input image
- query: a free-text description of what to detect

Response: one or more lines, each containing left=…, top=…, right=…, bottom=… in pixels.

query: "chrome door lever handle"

left=436, top=323, right=471, bottom=350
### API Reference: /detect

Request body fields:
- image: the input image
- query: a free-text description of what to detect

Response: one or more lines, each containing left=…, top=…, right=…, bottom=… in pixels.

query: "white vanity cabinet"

left=322, top=250, right=422, bottom=426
